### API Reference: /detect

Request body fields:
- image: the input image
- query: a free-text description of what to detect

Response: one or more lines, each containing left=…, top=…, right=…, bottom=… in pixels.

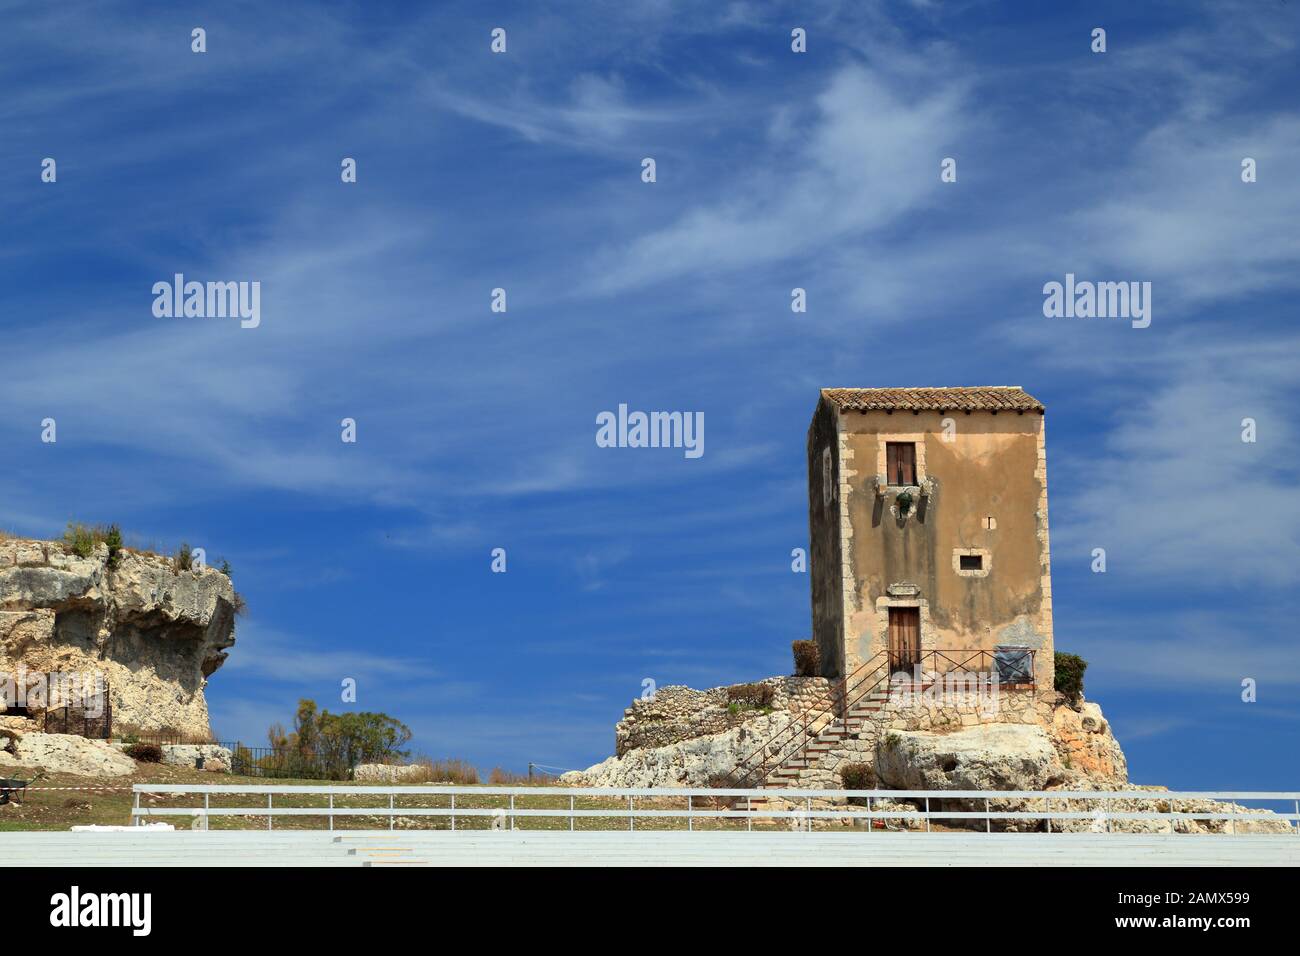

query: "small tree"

left=1054, top=652, right=1088, bottom=706
left=266, top=699, right=412, bottom=780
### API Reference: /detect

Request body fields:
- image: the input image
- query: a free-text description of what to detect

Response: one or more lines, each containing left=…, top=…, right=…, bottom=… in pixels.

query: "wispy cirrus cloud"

left=584, top=62, right=971, bottom=294
left=3, top=0, right=1298, bottom=781
left=223, top=622, right=442, bottom=683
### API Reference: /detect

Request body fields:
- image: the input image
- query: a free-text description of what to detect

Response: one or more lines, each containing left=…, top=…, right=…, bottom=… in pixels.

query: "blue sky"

left=2, top=1, right=1298, bottom=787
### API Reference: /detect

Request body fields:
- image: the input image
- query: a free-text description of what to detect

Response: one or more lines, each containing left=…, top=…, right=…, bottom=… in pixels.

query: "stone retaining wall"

left=616, top=676, right=830, bottom=756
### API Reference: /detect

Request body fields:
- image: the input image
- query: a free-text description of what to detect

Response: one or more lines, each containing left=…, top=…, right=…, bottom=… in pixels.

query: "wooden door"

left=888, top=607, right=920, bottom=672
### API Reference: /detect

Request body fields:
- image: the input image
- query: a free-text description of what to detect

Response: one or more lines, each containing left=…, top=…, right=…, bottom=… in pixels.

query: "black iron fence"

left=225, top=744, right=343, bottom=780
left=43, top=699, right=113, bottom=739
left=39, top=716, right=379, bottom=781
left=117, top=737, right=345, bottom=779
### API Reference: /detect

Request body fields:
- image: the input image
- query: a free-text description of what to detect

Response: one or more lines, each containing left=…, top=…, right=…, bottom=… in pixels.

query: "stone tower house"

left=806, top=387, right=1054, bottom=694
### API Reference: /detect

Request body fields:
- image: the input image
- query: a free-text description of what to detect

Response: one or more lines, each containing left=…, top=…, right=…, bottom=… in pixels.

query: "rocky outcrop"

left=566, top=677, right=1132, bottom=796
left=564, top=712, right=798, bottom=788
left=567, top=681, right=1104, bottom=791
left=353, top=763, right=432, bottom=783
left=874, top=724, right=1067, bottom=791
left=1051, top=701, right=1127, bottom=780
left=615, top=677, right=829, bottom=755
left=161, top=744, right=233, bottom=772
left=1033, top=778, right=1292, bottom=835
left=946, top=776, right=1294, bottom=834
left=0, top=732, right=136, bottom=777
left=0, top=538, right=237, bottom=739
left=568, top=675, right=1292, bottom=834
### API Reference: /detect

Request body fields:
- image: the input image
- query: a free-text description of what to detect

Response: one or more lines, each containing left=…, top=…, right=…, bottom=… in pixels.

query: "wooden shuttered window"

left=885, top=442, right=916, bottom=485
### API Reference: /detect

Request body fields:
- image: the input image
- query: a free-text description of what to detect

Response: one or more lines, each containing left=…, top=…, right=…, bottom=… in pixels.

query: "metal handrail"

left=129, top=784, right=1300, bottom=834
left=730, top=646, right=1039, bottom=789
left=731, top=652, right=890, bottom=788
left=131, top=783, right=1300, bottom=799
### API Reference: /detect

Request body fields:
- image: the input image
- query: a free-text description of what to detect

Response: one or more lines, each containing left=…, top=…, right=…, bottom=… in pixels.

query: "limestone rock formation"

left=1050, top=700, right=1127, bottom=781
left=160, top=744, right=233, bottom=771
left=0, top=537, right=237, bottom=739
left=874, top=723, right=1067, bottom=792
left=0, top=732, right=136, bottom=777
left=567, top=676, right=1292, bottom=834
left=568, top=678, right=1129, bottom=796
left=566, top=679, right=1121, bottom=791
left=353, top=763, right=432, bottom=783
left=1033, top=778, right=1292, bottom=835
left=614, top=677, right=829, bottom=756
left=563, top=711, right=797, bottom=788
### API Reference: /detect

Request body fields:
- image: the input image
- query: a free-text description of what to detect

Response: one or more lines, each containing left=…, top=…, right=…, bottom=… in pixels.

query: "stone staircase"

left=757, top=686, right=892, bottom=790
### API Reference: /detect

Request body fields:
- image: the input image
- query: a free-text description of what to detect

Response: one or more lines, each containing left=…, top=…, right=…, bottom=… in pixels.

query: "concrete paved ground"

left=4, top=830, right=1299, bottom=866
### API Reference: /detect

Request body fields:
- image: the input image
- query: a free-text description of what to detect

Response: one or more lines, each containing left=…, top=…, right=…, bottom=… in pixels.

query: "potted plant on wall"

left=896, top=490, right=914, bottom=515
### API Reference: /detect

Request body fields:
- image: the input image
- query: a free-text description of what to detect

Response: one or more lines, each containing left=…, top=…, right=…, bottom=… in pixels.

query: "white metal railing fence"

left=130, top=785, right=1300, bottom=834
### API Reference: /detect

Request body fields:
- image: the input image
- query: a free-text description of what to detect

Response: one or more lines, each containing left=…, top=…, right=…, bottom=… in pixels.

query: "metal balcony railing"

left=129, top=784, right=1300, bottom=835
left=887, top=648, right=1037, bottom=688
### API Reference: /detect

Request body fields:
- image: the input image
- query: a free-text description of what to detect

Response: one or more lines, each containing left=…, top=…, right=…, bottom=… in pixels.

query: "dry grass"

left=0, top=527, right=203, bottom=568
left=410, top=756, right=479, bottom=784
left=0, top=759, right=891, bottom=834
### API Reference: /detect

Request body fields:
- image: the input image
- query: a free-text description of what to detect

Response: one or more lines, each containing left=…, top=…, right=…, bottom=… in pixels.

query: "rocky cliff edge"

left=0, top=537, right=237, bottom=739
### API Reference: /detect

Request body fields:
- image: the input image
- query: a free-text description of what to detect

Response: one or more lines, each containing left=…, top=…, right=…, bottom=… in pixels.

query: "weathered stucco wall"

left=805, top=399, right=844, bottom=678
left=833, top=406, right=1054, bottom=691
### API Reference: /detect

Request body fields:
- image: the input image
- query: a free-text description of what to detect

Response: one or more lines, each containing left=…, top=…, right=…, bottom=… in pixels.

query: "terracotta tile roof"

left=821, top=387, right=1044, bottom=412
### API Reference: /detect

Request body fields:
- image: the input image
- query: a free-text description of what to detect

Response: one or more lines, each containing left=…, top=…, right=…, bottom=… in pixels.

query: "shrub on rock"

left=726, top=683, right=775, bottom=712
left=840, top=762, right=875, bottom=791
left=792, top=640, right=820, bottom=677
left=124, top=742, right=163, bottom=763
left=1054, top=652, right=1087, bottom=706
